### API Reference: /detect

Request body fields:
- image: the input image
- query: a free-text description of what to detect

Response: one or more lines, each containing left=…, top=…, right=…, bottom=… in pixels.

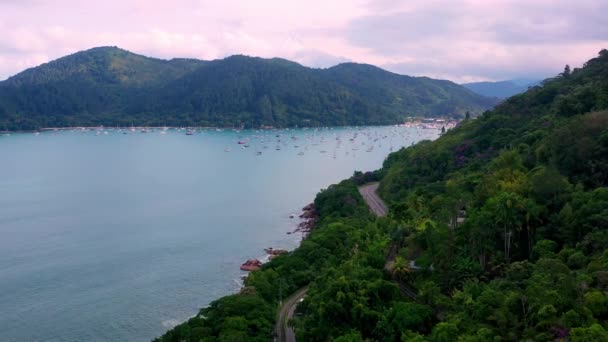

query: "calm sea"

left=0, top=126, right=438, bottom=341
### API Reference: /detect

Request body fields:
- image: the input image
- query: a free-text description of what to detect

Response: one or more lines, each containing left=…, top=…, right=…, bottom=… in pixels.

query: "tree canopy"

left=157, top=49, right=608, bottom=341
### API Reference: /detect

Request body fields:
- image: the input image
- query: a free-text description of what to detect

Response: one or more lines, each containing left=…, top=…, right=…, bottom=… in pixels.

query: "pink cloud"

left=0, top=0, right=606, bottom=82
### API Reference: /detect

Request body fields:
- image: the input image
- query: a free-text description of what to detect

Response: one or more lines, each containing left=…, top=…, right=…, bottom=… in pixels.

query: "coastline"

left=163, top=202, right=317, bottom=334
left=1, top=124, right=439, bottom=341
left=0, top=117, right=459, bottom=134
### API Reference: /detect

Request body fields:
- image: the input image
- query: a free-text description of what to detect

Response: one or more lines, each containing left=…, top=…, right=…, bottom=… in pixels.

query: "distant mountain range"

left=0, top=47, right=498, bottom=130
left=462, top=79, right=541, bottom=98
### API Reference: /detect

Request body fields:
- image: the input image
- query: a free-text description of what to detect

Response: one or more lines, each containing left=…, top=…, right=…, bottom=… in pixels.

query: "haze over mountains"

left=0, top=47, right=497, bottom=130
left=462, top=79, right=541, bottom=99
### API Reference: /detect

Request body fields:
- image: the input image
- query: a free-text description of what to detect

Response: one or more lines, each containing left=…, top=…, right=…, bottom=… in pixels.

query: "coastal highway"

left=358, top=182, right=388, bottom=217
left=360, top=183, right=419, bottom=302
left=275, top=183, right=387, bottom=341
left=276, top=286, right=308, bottom=342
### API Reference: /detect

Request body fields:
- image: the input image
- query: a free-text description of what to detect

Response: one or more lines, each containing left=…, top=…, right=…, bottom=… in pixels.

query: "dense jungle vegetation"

left=0, top=47, right=495, bottom=130
left=157, top=49, right=608, bottom=341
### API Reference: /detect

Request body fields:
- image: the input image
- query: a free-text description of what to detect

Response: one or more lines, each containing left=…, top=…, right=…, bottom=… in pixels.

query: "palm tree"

left=489, top=192, right=525, bottom=262
left=392, top=256, right=412, bottom=282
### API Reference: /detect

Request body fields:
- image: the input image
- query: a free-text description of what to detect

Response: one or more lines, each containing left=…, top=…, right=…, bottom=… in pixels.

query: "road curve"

left=358, top=182, right=388, bottom=217
left=276, top=286, right=308, bottom=342
left=275, top=183, right=387, bottom=341
left=360, top=183, right=419, bottom=302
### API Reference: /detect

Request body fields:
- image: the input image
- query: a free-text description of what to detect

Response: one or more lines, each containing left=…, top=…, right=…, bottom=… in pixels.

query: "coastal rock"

left=240, top=259, right=263, bottom=271
left=303, top=203, right=314, bottom=211
left=264, top=247, right=288, bottom=255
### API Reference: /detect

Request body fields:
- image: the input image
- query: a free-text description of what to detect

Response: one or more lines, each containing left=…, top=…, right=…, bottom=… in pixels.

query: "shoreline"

left=0, top=117, right=459, bottom=134
left=237, top=202, right=317, bottom=279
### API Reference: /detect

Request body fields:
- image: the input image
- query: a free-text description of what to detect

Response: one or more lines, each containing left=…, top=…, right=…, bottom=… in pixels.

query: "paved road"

left=274, top=184, right=387, bottom=341
left=275, top=286, right=308, bottom=342
left=358, top=182, right=388, bottom=217
left=359, top=183, right=419, bottom=301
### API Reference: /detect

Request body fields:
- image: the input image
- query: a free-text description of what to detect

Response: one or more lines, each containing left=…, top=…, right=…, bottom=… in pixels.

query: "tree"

left=485, top=192, right=526, bottom=262
left=583, top=290, right=607, bottom=316
left=563, top=64, right=571, bottom=77
left=333, top=331, right=364, bottom=342
left=532, top=239, right=557, bottom=260
left=569, top=324, right=608, bottom=342
left=431, top=322, right=459, bottom=342
left=392, top=256, right=412, bottom=282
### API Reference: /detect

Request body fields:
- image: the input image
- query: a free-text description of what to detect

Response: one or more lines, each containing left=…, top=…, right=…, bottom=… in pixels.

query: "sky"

left=0, top=0, right=607, bottom=83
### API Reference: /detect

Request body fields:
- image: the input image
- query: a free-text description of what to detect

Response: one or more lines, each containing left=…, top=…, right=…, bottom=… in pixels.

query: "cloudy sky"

left=0, top=0, right=606, bottom=82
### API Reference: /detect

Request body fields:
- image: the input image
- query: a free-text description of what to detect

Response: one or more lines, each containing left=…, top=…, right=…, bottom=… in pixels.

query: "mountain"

left=157, top=49, right=608, bottom=341
left=0, top=47, right=497, bottom=130
left=463, top=79, right=540, bottom=98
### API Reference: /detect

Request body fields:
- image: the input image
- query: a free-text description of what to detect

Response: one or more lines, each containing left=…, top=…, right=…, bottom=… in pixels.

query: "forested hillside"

left=157, top=49, right=608, bottom=342
left=0, top=47, right=496, bottom=130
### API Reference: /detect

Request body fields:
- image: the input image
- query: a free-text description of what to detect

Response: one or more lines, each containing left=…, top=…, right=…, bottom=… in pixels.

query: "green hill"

left=0, top=47, right=496, bottom=130
left=155, top=49, right=608, bottom=341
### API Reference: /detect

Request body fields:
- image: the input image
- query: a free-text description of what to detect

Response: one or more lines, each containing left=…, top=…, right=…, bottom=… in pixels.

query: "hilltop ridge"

left=0, top=47, right=497, bottom=130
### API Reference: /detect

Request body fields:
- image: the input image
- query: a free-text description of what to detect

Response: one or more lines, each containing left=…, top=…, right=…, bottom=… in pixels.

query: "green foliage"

left=373, top=49, right=608, bottom=341
left=157, top=49, right=608, bottom=342
left=431, top=322, right=459, bottom=342
left=569, top=324, right=608, bottom=342
left=377, top=302, right=433, bottom=340
left=157, top=179, right=375, bottom=341
left=583, top=290, right=607, bottom=316
left=154, top=294, right=274, bottom=342
left=0, top=47, right=496, bottom=130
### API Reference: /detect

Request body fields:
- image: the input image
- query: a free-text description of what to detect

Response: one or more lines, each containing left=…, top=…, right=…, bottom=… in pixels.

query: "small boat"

left=298, top=151, right=304, bottom=156
left=186, top=131, right=194, bottom=135
left=224, top=148, right=231, bottom=152
left=256, top=151, right=262, bottom=155
left=238, top=141, right=247, bottom=145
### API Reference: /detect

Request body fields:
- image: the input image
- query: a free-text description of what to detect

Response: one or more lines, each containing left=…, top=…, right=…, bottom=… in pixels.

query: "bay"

left=0, top=126, right=438, bottom=341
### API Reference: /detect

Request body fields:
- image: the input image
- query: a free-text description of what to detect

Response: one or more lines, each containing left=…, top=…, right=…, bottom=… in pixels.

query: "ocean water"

left=0, top=126, right=438, bottom=341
